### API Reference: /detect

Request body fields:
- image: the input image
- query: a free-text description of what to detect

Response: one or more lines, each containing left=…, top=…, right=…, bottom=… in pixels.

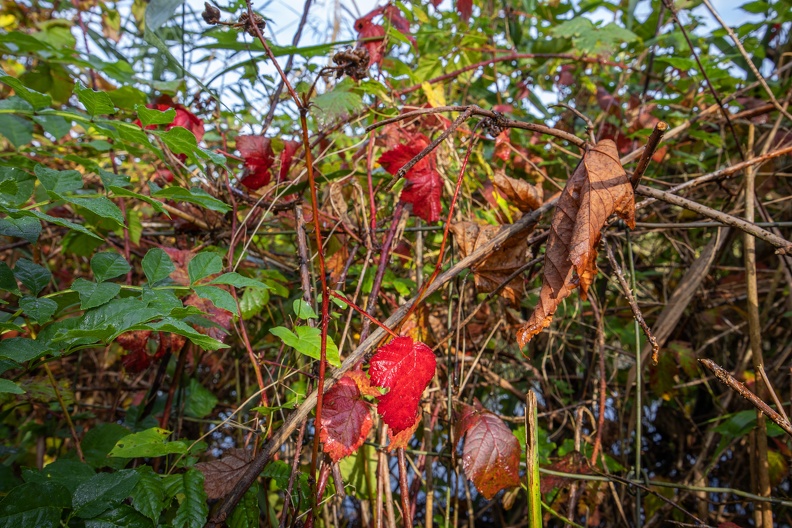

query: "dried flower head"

left=332, top=47, right=371, bottom=81
left=201, top=2, right=221, bottom=25
left=238, top=12, right=266, bottom=38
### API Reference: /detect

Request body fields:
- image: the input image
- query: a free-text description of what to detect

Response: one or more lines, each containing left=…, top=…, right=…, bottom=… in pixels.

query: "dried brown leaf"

left=517, top=140, right=634, bottom=347
left=492, top=169, right=543, bottom=213
left=450, top=222, right=530, bottom=305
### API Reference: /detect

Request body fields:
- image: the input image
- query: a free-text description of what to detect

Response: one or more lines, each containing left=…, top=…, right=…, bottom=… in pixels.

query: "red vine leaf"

left=320, top=375, right=374, bottom=462
left=378, top=133, right=443, bottom=222
left=492, top=169, right=543, bottom=213
left=517, top=140, right=634, bottom=347
left=354, top=14, right=387, bottom=67
left=278, top=140, right=300, bottom=182
left=195, top=448, right=253, bottom=499
left=450, top=221, right=531, bottom=305
left=455, top=402, right=520, bottom=499
left=237, top=135, right=275, bottom=190
left=369, top=336, right=436, bottom=433
left=346, top=366, right=382, bottom=398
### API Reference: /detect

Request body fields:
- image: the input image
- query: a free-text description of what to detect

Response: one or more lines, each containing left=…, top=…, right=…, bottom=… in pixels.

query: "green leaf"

left=135, top=104, right=176, bottom=126
left=73, top=470, right=141, bottom=519
left=239, top=287, right=268, bottom=320
left=0, top=338, right=48, bottom=363
left=0, top=508, right=61, bottom=528
left=32, top=115, right=72, bottom=139
left=65, top=196, right=125, bottom=228
left=109, top=427, right=189, bottom=458
left=292, top=299, right=318, bottom=320
left=262, top=460, right=311, bottom=507
left=23, top=209, right=103, bottom=240
left=188, top=252, right=223, bottom=284
left=0, top=215, right=41, bottom=243
left=269, top=326, right=341, bottom=367
left=146, top=0, right=187, bottom=32
left=183, top=378, right=218, bottom=419
left=228, top=482, right=259, bottom=528
left=209, top=272, right=269, bottom=290
left=84, top=504, right=153, bottom=528
left=193, top=285, right=237, bottom=316
left=130, top=467, right=165, bottom=523
left=34, top=165, right=83, bottom=195
left=82, top=423, right=132, bottom=469
left=72, top=278, right=122, bottom=310
left=19, top=296, right=57, bottom=323
left=0, top=72, right=52, bottom=110
left=0, top=262, right=20, bottom=296
left=109, top=186, right=167, bottom=214
left=146, top=319, right=229, bottom=351
left=157, top=126, right=198, bottom=156
left=151, top=186, right=231, bottom=213
left=92, top=252, right=131, bottom=282
left=313, top=81, right=363, bottom=124
left=0, top=115, right=33, bottom=147
left=142, top=248, right=175, bottom=284
left=0, top=379, right=24, bottom=394
left=13, top=258, right=50, bottom=295
left=172, top=468, right=208, bottom=528
left=0, top=167, right=35, bottom=207
left=0, top=482, right=71, bottom=517
left=21, top=459, right=95, bottom=494
left=75, top=81, right=116, bottom=117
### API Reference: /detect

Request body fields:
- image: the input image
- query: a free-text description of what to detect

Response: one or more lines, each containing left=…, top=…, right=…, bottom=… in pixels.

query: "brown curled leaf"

left=492, top=168, right=543, bottom=213
left=517, top=140, right=634, bottom=347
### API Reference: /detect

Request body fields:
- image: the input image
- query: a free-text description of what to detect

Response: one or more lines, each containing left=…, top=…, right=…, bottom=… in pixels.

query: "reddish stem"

left=329, top=291, right=399, bottom=339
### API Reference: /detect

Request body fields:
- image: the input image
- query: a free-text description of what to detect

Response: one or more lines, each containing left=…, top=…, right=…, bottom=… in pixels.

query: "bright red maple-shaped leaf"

left=237, top=135, right=274, bottom=190
left=455, top=402, right=521, bottom=499
left=369, top=336, right=436, bottom=433
left=320, top=375, right=374, bottom=462
left=377, top=133, right=443, bottom=222
left=456, top=0, right=473, bottom=20
left=355, top=15, right=387, bottom=67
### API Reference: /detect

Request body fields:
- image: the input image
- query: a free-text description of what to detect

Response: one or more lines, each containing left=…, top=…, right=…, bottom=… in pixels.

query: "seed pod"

left=201, top=2, right=221, bottom=25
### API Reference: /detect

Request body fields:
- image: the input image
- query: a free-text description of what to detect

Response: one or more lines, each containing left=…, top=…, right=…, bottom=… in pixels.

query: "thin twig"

left=699, top=358, right=792, bottom=438
left=630, top=121, right=668, bottom=187
left=604, top=241, right=660, bottom=364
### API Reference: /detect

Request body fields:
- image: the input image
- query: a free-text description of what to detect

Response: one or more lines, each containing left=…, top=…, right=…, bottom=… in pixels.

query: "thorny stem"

left=397, top=448, right=412, bottom=527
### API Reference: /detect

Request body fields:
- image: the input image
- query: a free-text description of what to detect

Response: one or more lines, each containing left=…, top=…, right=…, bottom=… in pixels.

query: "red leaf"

left=493, top=130, right=511, bottom=161
left=135, top=103, right=205, bottom=143
left=456, top=0, right=473, bottom=20
left=383, top=5, right=416, bottom=47
left=278, top=140, right=300, bottom=182
left=237, top=135, right=275, bottom=190
left=369, top=336, right=436, bottom=433
left=378, top=133, right=443, bottom=222
left=455, top=403, right=521, bottom=499
left=355, top=18, right=387, bottom=67
left=320, top=375, right=374, bottom=462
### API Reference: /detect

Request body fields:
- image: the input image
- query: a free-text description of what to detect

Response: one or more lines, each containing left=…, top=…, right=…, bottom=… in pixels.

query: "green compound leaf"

left=109, top=428, right=189, bottom=458
left=270, top=326, right=341, bottom=367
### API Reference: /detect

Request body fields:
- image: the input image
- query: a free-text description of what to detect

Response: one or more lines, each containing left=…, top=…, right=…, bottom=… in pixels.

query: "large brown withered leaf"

left=450, top=222, right=531, bottom=305
left=517, top=140, right=634, bottom=347
left=492, top=169, right=543, bottom=213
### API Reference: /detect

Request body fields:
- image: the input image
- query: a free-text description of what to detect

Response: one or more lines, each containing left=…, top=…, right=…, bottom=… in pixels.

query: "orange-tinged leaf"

left=455, top=403, right=520, bottom=499
left=386, top=413, right=422, bottom=452
left=517, top=140, right=634, bottom=347
left=450, top=221, right=531, bottom=305
left=319, top=375, right=373, bottom=462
